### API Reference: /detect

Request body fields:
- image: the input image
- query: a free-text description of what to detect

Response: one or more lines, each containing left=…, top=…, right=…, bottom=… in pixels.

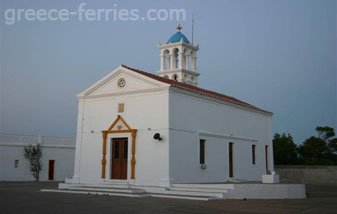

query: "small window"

left=252, top=145, right=256, bottom=165
left=14, top=160, right=19, bottom=168
left=199, top=139, right=205, bottom=164
left=265, top=145, right=269, bottom=173
left=174, top=48, right=179, bottom=69
left=118, top=103, right=124, bottom=113
left=229, top=142, right=234, bottom=177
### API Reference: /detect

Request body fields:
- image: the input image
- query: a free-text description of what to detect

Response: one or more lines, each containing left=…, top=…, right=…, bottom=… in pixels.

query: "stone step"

left=169, top=187, right=228, bottom=193
left=60, top=184, right=227, bottom=198
left=60, top=183, right=132, bottom=189
left=150, top=189, right=224, bottom=198
left=67, top=186, right=145, bottom=194
left=41, top=189, right=150, bottom=198
left=79, top=183, right=131, bottom=189
left=65, top=179, right=129, bottom=186
left=172, top=183, right=234, bottom=190
left=42, top=188, right=220, bottom=201
left=150, top=193, right=221, bottom=201
left=101, top=180, right=129, bottom=185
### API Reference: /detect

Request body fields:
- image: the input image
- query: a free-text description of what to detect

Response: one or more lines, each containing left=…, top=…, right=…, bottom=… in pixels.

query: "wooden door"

left=111, top=138, right=128, bottom=179
left=229, top=143, right=234, bottom=178
left=48, top=160, right=55, bottom=180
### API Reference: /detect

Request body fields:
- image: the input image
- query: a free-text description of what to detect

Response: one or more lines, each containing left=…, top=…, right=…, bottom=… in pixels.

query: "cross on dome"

left=176, top=24, right=182, bottom=32
left=166, top=25, right=190, bottom=44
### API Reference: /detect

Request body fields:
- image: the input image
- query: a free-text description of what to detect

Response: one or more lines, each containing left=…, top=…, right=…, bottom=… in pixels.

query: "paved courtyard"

left=0, top=182, right=337, bottom=214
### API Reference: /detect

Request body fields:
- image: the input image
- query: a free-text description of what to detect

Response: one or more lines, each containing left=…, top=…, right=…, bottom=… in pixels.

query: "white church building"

left=56, top=26, right=305, bottom=200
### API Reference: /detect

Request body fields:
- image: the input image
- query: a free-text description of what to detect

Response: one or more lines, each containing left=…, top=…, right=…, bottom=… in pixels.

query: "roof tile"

left=121, top=64, right=272, bottom=115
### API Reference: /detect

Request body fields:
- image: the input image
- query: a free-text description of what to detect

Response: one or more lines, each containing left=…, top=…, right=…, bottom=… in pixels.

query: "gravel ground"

left=0, top=182, right=337, bottom=214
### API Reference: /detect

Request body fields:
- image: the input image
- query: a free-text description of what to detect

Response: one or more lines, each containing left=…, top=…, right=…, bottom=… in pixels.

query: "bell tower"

left=157, top=25, right=200, bottom=86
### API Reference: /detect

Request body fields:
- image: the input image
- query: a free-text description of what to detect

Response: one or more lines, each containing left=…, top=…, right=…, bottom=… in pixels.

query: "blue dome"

left=166, top=32, right=190, bottom=44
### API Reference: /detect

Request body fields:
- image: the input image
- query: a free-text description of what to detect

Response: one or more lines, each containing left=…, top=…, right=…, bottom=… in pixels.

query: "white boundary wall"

left=0, top=133, right=75, bottom=181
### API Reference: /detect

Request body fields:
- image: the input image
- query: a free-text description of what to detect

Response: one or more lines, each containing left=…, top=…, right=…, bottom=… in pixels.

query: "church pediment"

left=78, top=65, right=169, bottom=97
left=107, top=115, right=132, bottom=132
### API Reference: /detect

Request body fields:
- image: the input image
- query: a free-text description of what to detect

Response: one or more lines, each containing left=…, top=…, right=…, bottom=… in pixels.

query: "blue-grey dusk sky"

left=0, top=0, right=336, bottom=144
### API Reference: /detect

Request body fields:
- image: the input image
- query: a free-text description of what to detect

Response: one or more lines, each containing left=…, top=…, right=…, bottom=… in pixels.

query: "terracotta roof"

left=121, top=64, right=272, bottom=115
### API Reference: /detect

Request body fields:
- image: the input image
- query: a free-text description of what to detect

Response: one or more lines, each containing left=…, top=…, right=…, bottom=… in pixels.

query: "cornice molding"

left=168, top=128, right=258, bottom=142
left=0, top=142, right=75, bottom=149
left=158, top=41, right=199, bottom=51
left=198, top=131, right=258, bottom=142
left=78, top=86, right=170, bottom=99
left=157, top=69, right=200, bottom=76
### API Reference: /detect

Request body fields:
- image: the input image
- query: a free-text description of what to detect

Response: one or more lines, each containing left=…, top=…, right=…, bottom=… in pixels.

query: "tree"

left=316, top=126, right=335, bottom=141
left=298, top=126, right=337, bottom=165
left=329, top=138, right=337, bottom=153
left=24, top=144, right=42, bottom=181
left=297, top=136, right=330, bottom=165
left=273, top=133, right=298, bottom=165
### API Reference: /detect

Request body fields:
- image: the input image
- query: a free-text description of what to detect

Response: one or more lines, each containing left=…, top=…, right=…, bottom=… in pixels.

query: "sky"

left=0, top=0, right=336, bottom=144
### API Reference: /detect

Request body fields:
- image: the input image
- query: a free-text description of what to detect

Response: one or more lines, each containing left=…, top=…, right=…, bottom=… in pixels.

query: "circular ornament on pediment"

left=117, top=78, right=126, bottom=88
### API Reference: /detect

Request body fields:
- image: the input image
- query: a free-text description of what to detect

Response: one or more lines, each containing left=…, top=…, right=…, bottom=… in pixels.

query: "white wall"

left=40, top=146, right=75, bottom=181
left=73, top=89, right=171, bottom=186
left=169, top=90, right=273, bottom=184
left=0, top=134, right=75, bottom=181
left=0, top=145, right=32, bottom=181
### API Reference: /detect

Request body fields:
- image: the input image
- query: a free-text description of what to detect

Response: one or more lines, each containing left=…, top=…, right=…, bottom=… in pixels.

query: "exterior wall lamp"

left=153, top=133, right=162, bottom=141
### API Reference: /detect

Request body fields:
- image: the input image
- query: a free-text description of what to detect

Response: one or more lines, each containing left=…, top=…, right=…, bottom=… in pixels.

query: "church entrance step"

left=41, top=189, right=150, bottom=198
left=101, top=179, right=129, bottom=185
left=149, top=193, right=222, bottom=201
left=60, top=183, right=131, bottom=189
left=168, top=187, right=229, bottom=193
left=66, top=186, right=224, bottom=198
left=146, top=189, right=224, bottom=198
left=171, top=183, right=234, bottom=190
left=41, top=189, right=220, bottom=201
left=67, top=186, right=145, bottom=194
